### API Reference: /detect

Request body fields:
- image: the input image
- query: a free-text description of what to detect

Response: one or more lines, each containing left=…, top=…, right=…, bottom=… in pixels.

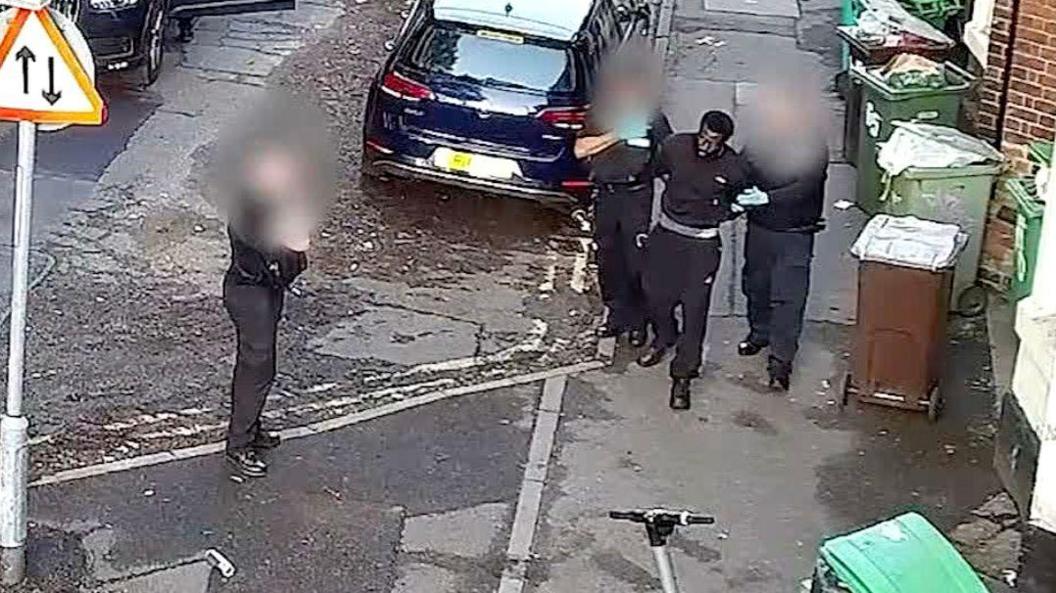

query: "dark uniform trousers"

left=644, top=227, right=722, bottom=379
left=742, top=223, right=814, bottom=373
left=595, top=183, right=653, bottom=331
left=223, top=276, right=285, bottom=450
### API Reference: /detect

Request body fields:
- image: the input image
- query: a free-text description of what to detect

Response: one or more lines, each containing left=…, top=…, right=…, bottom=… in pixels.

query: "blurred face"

left=697, top=126, right=725, bottom=157
left=246, top=146, right=313, bottom=251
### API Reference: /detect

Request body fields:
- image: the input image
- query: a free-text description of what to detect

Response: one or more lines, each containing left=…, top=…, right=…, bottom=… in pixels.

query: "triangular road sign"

left=0, top=8, right=104, bottom=125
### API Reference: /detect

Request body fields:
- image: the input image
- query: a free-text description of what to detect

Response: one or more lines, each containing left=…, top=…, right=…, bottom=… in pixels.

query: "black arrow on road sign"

left=42, top=57, right=62, bottom=106
left=15, top=47, right=35, bottom=95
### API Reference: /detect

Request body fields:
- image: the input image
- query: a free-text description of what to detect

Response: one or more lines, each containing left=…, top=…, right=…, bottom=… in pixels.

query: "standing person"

left=737, top=98, right=829, bottom=392
left=223, top=145, right=313, bottom=477
left=575, top=48, right=672, bottom=346
left=638, top=111, right=749, bottom=410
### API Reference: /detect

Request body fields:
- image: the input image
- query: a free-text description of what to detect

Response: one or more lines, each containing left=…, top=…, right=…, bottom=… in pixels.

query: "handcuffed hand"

left=616, top=116, right=649, bottom=141
left=736, top=187, right=770, bottom=207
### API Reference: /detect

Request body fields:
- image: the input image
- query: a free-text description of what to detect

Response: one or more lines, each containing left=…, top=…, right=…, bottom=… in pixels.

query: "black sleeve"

left=764, top=150, right=829, bottom=207
left=651, top=112, right=674, bottom=145
left=654, top=135, right=676, bottom=177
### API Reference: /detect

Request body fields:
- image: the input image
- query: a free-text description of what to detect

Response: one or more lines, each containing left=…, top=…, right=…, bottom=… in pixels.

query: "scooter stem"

left=651, top=545, right=679, bottom=593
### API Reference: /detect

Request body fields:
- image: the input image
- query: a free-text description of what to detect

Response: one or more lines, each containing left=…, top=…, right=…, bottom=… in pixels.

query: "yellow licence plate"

left=447, top=152, right=473, bottom=171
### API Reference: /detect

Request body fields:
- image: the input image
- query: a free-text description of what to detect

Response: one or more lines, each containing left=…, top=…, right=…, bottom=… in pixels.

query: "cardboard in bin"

left=852, top=214, right=967, bottom=271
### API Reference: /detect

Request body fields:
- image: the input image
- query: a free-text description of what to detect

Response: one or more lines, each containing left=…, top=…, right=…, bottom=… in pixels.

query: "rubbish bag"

left=879, top=54, right=946, bottom=90
left=877, top=122, right=1004, bottom=178
left=851, top=214, right=967, bottom=271
left=857, top=0, right=951, bottom=45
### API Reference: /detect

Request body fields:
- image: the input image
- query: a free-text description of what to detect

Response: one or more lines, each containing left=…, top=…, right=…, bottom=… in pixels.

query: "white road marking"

left=31, top=361, right=599, bottom=488
left=498, top=374, right=568, bottom=593
left=392, top=319, right=549, bottom=376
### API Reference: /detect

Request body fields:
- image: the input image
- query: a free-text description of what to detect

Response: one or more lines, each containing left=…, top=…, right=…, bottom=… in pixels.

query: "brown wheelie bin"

left=841, top=215, right=967, bottom=421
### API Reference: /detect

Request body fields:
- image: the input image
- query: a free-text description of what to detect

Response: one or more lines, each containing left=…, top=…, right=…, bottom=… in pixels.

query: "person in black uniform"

left=575, top=57, right=672, bottom=346
left=223, top=145, right=311, bottom=477
left=737, top=100, right=829, bottom=392
left=638, top=111, right=749, bottom=410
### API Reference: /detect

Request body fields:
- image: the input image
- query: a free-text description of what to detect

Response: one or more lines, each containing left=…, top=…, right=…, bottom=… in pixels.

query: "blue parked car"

left=362, top=0, right=652, bottom=205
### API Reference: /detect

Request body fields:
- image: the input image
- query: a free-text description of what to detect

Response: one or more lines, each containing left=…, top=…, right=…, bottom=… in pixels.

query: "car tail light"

left=561, top=180, right=592, bottom=189
left=538, top=106, right=587, bottom=130
left=381, top=71, right=434, bottom=102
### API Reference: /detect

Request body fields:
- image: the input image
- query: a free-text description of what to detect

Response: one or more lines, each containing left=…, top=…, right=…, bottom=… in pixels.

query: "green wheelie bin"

left=852, top=61, right=973, bottom=215
left=811, top=512, right=989, bottom=593
left=882, top=163, right=1002, bottom=315
left=1009, top=178, right=1045, bottom=301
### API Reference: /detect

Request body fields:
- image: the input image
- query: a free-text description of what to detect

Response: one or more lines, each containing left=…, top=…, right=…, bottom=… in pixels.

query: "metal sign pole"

left=0, top=120, right=36, bottom=585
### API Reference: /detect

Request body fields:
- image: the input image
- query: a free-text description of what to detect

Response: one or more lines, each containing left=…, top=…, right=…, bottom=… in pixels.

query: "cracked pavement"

left=0, top=0, right=598, bottom=477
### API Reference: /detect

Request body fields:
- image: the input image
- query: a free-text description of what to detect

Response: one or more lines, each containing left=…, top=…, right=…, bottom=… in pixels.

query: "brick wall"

left=976, top=0, right=1056, bottom=290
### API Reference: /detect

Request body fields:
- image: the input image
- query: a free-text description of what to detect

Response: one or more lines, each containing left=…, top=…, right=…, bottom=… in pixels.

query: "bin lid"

left=851, top=214, right=968, bottom=271
left=878, top=122, right=1004, bottom=178
left=819, top=513, right=989, bottom=593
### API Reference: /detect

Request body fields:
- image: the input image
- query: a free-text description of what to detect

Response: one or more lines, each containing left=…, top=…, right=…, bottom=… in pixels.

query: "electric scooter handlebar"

left=609, top=509, right=715, bottom=526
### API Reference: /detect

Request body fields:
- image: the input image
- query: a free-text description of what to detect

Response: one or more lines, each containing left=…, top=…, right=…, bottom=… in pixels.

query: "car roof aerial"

left=431, top=0, right=596, bottom=42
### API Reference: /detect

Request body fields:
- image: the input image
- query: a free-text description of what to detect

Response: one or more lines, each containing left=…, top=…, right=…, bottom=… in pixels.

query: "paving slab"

left=400, top=502, right=510, bottom=558
left=670, top=29, right=831, bottom=86
left=705, top=0, right=801, bottom=18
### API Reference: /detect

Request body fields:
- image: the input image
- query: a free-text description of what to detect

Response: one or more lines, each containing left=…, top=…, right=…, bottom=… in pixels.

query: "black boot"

left=177, top=18, right=195, bottom=43
left=768, top=357, right=791, bottom=393
left=596, top=320, right=622, bottom=339
left=251, top=430, right=281, bottom=451
left=737, top=336, right=768, bottom=357
left=225, top=448, right=267, bottom=477
left=670, top=378, right=691, bottom=410
left=628, top=326, right=648, bottom=348
left=637, top=346, right=667, bottom=368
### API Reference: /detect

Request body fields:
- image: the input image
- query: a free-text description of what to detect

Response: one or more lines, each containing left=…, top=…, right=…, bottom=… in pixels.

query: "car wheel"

left=143, top=5, right=167, bottom=87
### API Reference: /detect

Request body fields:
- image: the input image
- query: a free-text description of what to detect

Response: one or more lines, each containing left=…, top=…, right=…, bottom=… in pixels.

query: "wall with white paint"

left=1013, top=130, right=1056, bottom=531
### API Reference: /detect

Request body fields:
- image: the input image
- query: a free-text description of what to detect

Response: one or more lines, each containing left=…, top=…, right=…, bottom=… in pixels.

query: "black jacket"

left=743, top=142, right=828, bottom=233
left=226, top=203, right=307, bottom=289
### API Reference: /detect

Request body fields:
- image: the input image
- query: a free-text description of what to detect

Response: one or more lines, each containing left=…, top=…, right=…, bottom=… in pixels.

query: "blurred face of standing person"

left=244, top=144, right=312, bottom=252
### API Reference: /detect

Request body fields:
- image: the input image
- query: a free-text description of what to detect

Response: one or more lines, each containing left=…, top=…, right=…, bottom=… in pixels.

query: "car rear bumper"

left=365, top=147, right=581, bottom=205
left=81, top=5, right=150, bottom=71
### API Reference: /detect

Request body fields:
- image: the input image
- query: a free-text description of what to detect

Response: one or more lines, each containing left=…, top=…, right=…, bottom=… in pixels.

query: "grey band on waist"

left=658, top=211, right=720, bottom=240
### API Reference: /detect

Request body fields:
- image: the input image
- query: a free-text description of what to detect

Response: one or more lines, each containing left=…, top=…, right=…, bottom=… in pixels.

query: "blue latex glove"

left=616, top=115, right=649, bottom=141
left=736, top=187, right=770, bottom=207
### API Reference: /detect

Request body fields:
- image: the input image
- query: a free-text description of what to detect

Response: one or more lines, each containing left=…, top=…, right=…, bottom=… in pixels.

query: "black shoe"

left=768, top=357, right=792, bottom=392
left=226, top=448, right=267, bottom=478
left=597, top=321, right=622, bottom=339
left=737, top=338, right=768, bottom=357
left=772, top=371, right=789, bottom=390
left=628, top=327, right=648, bottom=348
left=670, top=378, right=691, bottom=410
left=251, top=431, right=281, bottom=451
left=637, top=347, right=667, bottom=368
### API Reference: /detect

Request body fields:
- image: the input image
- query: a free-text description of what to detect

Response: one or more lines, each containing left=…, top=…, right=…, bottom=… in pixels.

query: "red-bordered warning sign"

left=0, top=8, right=104, bottom=125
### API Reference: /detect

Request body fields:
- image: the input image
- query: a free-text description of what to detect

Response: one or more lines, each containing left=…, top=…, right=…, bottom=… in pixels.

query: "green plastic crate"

left=818, top=512, right=988, bottom=593
left=1029, top=141, right=1052, bottom=167
left=1008, top=178, right=1045, bottom=301
left=898, top=0, right=965, bottom=27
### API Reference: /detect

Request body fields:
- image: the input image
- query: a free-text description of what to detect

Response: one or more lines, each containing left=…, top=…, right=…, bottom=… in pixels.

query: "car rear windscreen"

left=407, top=24, right=577, bottom=93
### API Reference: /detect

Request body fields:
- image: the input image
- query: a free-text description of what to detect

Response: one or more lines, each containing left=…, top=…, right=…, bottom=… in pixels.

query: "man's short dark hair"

left=699, top=111, right=735, bottom=140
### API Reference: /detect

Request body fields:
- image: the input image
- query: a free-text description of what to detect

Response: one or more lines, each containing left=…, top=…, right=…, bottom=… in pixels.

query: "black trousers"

left=742, top=223, right=814, bottom=372
left=224, top=278, right=285, bottom=450
left=594, top=184, right=652, bottom=331
left=643, top=227, right=722, bottom=380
